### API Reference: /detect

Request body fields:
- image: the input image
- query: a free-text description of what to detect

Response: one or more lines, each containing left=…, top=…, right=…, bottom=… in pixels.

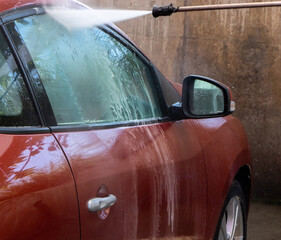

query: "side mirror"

left=182, top=75, right=235, bottom=118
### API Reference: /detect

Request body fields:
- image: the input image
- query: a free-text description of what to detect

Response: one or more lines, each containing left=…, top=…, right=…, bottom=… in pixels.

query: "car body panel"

left=0, top=133, right=80, bottom=240
left=172, top=84, right=251, bottom=240
left=53, top=120, right=208, bottom=239
left=0, top=0, right=51, bottom=14
left=192, top=116, right=251, bottom=240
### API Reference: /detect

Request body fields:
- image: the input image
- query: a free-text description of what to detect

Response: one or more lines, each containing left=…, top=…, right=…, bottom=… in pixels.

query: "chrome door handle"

left=87, top=194, right=117, bottom=213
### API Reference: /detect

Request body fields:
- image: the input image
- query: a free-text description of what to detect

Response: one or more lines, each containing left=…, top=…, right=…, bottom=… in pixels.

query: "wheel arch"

left=234, top=164, right=252, bottom=216
left=211, top=165, right=252, bottom=240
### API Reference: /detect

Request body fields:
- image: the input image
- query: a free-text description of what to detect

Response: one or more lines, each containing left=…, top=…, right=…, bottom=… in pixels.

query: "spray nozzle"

left=152, top=4, right=178, bottom=18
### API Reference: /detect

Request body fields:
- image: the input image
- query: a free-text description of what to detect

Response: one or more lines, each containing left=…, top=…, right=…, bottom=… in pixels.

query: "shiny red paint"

left=0, top=133, right=80, bottom=239
left=0, top=0, right=44, bottom=12
left=175, top=84, right=251, bottom=240
left=0, top=0, right=86, bottom=12
left=54, top=121, right=208, bottom=239
left=193, top=116, right=251, bottom=240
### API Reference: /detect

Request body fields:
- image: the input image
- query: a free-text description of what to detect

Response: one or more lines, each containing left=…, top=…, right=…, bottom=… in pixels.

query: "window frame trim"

left=50, top=118, right=170, bottom=133
left=0, top=126, right=50, bottom=134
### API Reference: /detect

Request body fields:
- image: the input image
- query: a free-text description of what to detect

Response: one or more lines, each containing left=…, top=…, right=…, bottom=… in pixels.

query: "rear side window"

left=0, top=30, right=39, bottom=127
left=10, top=14, right=164, bottom=126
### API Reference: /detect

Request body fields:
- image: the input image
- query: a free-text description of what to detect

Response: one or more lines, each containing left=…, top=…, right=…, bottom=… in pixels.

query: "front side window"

left=0, top=30, right=39, bottom=127
left=8, top=13, right=164, bottom=126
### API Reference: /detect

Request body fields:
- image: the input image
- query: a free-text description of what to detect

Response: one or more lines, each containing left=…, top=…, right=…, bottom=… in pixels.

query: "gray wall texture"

left=81, top=0, right=281, bottom=201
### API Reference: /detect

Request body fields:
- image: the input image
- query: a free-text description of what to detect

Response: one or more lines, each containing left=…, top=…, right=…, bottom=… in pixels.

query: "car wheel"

left=213, top=180, right=247, bottom=240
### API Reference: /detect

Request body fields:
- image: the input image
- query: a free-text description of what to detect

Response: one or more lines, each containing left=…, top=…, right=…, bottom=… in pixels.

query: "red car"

left=0, top=1, right=251, bottom=239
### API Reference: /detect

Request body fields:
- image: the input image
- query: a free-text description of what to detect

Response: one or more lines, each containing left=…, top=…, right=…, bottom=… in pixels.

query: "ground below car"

left=248, top=202, right=281, bottom=240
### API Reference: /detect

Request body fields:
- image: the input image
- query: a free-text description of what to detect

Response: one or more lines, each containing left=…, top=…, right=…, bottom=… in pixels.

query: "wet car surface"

left=0, top=1, right=251, bottom=239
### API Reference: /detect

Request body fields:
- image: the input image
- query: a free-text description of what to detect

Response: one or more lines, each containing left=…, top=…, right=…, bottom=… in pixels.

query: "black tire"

left=213, top=180, right=247, bottom=240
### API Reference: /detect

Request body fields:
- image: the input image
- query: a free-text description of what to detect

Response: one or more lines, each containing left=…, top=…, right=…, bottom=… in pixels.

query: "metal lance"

left=152, top=1, right=281, bottom=17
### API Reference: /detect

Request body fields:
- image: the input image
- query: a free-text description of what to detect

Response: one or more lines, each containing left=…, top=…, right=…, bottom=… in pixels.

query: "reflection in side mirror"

left=182, top=75, right=234, bottom=118
left=192, top=79, right=224, bottom=115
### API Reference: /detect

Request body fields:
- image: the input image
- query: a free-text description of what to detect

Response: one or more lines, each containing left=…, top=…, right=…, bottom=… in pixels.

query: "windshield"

left=7, top=13, right=163, bottom=126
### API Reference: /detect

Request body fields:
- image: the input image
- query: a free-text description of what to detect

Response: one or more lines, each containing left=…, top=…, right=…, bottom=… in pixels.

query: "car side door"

left=0, top=27, right=80, bottom=239
left=8, top=11, right=208, bottom=240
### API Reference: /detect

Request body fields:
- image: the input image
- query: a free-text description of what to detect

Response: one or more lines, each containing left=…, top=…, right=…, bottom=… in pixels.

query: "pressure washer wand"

left=152, top=1, right=281, bottom=18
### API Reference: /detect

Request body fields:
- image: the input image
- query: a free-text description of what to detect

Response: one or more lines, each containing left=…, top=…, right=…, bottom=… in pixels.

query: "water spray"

left=152, top=1, right=281, bottom=18
left=46, top=6, right=150, bottom=31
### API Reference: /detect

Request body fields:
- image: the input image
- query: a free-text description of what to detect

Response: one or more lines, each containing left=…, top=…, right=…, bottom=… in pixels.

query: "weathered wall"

left=81, top=0, right=281, bottom=200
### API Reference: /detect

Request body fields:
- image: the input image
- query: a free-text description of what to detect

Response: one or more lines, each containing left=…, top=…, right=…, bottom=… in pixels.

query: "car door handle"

left=87, top=194, right=117, bottom=213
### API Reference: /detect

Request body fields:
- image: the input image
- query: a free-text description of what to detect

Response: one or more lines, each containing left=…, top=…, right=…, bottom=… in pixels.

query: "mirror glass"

left=191, top=79, right=225, bottom=115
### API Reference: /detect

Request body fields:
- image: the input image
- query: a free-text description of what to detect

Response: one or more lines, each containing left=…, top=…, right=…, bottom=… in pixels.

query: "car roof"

left=0, top=0, right=92, bottom=13
left=0, top=0, right=42, bottom=13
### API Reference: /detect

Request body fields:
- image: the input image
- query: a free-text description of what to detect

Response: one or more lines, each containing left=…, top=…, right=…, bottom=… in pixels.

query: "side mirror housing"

left=182, top=75, right=235, bottom=118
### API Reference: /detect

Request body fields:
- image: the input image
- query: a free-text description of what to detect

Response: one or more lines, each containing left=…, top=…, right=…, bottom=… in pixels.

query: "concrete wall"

left=81, top=0, right=281, bottom=200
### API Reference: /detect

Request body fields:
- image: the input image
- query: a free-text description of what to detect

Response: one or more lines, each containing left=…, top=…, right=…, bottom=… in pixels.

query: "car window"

left=9, top=14, right=164, bottom=126
left=0, top=30, right=40, bottom=127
